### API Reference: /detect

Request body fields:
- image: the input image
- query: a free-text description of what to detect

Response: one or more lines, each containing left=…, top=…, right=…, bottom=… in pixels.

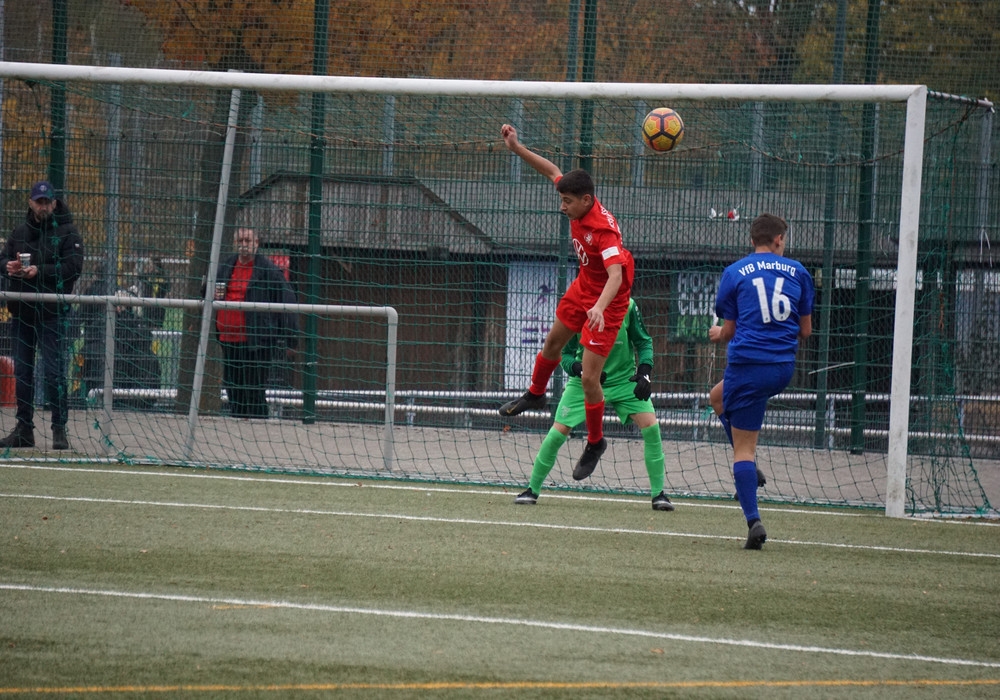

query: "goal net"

left=0, top=63, right=995, bottom=517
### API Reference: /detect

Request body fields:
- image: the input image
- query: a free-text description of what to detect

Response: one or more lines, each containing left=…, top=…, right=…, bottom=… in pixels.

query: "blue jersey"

left=715, top=252, right=814, bottom=364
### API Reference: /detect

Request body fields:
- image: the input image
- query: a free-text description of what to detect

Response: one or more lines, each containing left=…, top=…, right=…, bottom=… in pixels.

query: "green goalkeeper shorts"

left=552, top=377, right=655, bottom=428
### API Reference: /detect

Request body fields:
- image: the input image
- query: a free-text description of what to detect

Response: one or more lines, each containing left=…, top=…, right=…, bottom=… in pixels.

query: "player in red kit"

left=498, top=124, right=634, bottom=478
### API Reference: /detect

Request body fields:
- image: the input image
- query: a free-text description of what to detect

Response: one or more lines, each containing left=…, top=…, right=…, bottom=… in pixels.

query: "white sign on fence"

left=504, top=260, right=575, bottom=390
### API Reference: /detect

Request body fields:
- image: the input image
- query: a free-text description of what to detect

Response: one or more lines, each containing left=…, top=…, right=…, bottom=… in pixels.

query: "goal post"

left=1, top=60, right=978, bottom=517
left=885, top=86, right=927, bottom=518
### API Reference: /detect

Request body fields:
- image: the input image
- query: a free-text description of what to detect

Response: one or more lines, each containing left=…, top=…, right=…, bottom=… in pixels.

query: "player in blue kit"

left=708, top=213, right=814, bottom=549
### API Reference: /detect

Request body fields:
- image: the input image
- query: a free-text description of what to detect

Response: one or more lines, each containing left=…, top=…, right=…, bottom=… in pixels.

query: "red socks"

left=585, top=400, right=605, bottom=443
left=528, top=352, right=604, bottom=443
left=528, top=353, right=560, bottom=396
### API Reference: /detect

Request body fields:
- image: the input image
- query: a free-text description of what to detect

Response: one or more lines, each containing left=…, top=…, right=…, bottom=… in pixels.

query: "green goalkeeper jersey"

left=560, top=298, right=654, bottom=385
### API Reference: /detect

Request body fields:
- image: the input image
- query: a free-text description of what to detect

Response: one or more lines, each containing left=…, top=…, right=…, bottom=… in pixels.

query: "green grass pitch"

left=2, top=461, right=998, bottom=699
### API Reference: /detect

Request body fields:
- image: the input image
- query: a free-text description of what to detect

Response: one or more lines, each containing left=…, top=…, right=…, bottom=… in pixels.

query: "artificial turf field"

left=1, top=461, right=998, bottom=698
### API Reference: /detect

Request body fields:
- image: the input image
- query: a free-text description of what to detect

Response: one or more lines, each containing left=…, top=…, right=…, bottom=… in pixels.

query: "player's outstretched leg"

left=573, top=437, right=606, bottom=480
left=514, top=427, right=568, bottom=505
left=500, top=352, right=559, bottom=417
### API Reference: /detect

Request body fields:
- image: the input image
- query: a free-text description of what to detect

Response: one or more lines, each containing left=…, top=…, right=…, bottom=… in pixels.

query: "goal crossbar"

left=0, top=61, right=923, bottom=102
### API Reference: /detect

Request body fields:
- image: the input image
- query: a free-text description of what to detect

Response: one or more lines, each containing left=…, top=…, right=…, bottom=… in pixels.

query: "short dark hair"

left=555, top=169, right=595, bottom=198
left=750, top=213, right=788, bottom=247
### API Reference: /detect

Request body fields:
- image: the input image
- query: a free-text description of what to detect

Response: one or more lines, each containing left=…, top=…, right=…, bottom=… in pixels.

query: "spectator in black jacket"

left=214, top=228, right=298, bottom=418
left=0, top=181, right=84, bottom=449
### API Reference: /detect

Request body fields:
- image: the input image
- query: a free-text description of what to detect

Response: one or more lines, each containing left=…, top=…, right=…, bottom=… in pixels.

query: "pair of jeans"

left=11, top=315, right=70, bottom=430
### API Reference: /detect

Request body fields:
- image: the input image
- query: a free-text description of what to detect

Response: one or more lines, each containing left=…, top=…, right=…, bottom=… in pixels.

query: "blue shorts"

left=721, top=362, right=795, bottom=431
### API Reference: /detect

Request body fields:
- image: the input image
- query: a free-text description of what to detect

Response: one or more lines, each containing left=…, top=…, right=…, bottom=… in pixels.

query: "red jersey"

left=569, top=195, right=633, bottom=300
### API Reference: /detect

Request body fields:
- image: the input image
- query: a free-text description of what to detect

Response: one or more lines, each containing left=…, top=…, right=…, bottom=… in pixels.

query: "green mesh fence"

left=0, top=1, right=998, bottom=516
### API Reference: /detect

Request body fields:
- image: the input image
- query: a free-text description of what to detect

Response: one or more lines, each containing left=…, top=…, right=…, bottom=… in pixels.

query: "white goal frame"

left=0, top=61, right=927, bottom=518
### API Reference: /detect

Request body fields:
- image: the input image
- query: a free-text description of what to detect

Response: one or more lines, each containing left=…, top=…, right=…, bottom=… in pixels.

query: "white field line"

left=2, top=583, right=999, bottom=670
left=2, top=491, right=998, bottom=559
left=5, top=462, right=999, bottom=525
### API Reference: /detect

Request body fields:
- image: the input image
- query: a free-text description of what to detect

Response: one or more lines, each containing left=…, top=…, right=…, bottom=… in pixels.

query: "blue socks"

left=733, top=460, right=760, bottom=523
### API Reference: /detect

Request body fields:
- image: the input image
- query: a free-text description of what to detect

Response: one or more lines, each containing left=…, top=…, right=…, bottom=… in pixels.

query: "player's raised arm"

left=500, top=124, right=562, bottom=183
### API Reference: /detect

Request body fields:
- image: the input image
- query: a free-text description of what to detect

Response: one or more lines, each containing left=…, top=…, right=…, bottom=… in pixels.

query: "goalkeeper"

left=514, top=298, right=674, bottom=511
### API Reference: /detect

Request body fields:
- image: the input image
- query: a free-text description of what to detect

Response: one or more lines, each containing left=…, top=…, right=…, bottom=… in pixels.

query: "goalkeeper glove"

left=630, top=363, right=652, bottom=400
left=570, top=362, right=606, bottom=384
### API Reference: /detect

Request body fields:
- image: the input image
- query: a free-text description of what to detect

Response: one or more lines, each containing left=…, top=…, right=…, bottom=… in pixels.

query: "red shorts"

left=555, top=280, right=630, bottom=358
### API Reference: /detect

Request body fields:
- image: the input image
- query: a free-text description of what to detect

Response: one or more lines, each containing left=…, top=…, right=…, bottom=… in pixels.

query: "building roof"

left=235, top=172, right=937, bottom=266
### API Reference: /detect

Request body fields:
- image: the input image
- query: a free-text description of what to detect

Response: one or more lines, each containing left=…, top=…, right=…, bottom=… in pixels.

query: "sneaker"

left=499, top=391, right=546, bottom=417
left=744, top=520, right=767, bottom=550
left=514, top=488, right=538, bottom=505
left=572, top=437, right=606, bottom=481
left=651, top=492, right=674, bottom=511
left=0, top=423, right=35, bottom=449
left=52, top=426, right=69, bottom=451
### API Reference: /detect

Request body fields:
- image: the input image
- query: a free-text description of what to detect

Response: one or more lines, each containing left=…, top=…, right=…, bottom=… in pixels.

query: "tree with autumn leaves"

left=114, top=0, right=814, bottom=85
left=121, top=1, right=999, bottom=98
left=122, top=0, right=560, bottom=80
left=123, top=0, right=314, bottom=73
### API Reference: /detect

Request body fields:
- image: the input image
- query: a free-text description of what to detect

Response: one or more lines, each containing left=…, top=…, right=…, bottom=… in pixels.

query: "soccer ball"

left=641, top=107, right=684, bottom=152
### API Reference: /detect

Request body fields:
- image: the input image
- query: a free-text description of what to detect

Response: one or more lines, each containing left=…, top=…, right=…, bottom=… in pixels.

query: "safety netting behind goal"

left=0, top=75, right=996, bottom=516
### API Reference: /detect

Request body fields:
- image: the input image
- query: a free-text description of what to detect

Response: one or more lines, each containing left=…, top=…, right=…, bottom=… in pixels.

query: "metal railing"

left=0, top=292, right=398, bottom=469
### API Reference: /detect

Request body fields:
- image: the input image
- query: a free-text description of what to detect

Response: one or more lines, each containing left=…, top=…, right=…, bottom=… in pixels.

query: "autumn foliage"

left=122, top=0, right=561, bottom=80
left=120, top=1, right=779, bottom=84
left=123, top=0, right=315, bottom=73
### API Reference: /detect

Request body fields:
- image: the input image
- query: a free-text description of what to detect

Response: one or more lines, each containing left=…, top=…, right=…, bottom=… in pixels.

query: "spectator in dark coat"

left=0, top=181, right=84, bottom=450
left=214, top=228, right=298, bottom=418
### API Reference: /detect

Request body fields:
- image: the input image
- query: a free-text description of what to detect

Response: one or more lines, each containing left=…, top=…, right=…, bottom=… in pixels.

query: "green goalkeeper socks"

left=528, top=424, right=663, bottom=497
left=529, top=427, right=569, bottom=494
left=642, top=423, right=665, bottom=496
